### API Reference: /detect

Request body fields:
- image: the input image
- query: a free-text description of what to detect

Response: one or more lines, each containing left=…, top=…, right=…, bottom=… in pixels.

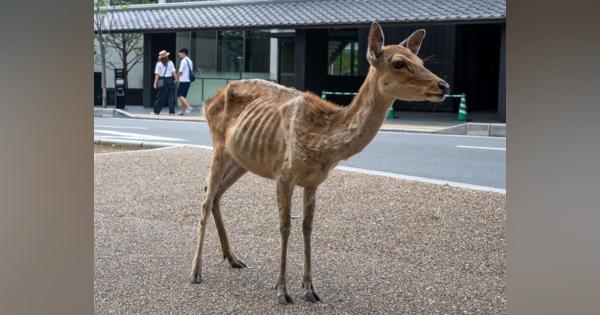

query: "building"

left=94, top=0, right=506, bottom=121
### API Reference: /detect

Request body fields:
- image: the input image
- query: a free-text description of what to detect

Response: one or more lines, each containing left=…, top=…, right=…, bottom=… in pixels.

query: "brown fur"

left=190, top=22, right=449, bottom=304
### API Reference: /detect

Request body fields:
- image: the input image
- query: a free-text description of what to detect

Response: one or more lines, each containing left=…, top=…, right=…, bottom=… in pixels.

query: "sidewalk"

left=96, top=105, right=504, bottom=134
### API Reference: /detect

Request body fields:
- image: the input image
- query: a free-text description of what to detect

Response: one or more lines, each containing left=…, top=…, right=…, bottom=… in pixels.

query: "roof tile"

left=97, top=0, right=505, bottom=32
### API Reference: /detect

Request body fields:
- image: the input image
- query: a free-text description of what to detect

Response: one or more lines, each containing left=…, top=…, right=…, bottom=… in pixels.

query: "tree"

left=94, top=0, right=118, bottom=107
left=104, top=0, right=150, bottom=90
left=105, top=33, right=143, bottom=90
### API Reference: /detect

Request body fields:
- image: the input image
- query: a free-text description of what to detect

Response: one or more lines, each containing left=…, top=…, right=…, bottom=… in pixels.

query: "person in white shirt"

left=176, top=48, right=194, bottom=115
left=152, top=50, right=178, bottom=115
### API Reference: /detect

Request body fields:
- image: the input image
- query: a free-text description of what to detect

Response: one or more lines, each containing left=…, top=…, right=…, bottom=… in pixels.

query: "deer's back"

left=207, top=79, right=300, bottom=179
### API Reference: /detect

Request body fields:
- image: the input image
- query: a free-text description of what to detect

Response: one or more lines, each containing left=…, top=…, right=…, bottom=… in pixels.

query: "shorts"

left=177, top=82, right=191, bottom=97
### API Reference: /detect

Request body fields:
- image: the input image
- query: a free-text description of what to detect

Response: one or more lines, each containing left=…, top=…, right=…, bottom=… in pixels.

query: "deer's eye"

left=392, top=60, right=406, bottom=69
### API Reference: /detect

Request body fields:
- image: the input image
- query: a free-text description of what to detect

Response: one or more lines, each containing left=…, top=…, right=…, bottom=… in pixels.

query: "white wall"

left=93, top=36, right=144, bottom=89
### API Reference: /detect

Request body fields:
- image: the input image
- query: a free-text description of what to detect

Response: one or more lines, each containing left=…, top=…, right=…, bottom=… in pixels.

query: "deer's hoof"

left=277, top=292, right=294, bottom=305
left=303, top=283, right=322, bottom=303
left=276, top=285, right=294, bottom=305
left=190, top=270, right=202, bottom=284
left=229, top=259, right=247, bottom=269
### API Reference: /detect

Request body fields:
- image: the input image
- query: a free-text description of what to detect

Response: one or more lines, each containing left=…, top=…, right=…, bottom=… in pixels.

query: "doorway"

left=145, top=33, right=176, bottom=107
left=454, top=24, right=502, bottom=113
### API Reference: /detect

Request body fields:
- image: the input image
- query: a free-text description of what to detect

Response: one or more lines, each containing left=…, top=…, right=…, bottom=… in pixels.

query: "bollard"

left=387, top=106, right=394, bottom=119
left=457, top=93, right=467, bottom=122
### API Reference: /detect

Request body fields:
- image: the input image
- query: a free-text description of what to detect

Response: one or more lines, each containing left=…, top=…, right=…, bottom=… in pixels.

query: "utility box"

left=114, top=68, right=125, bottom=109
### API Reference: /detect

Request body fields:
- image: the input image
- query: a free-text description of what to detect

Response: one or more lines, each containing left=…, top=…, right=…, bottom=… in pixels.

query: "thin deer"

left=191, top=21, right=450, bottom=305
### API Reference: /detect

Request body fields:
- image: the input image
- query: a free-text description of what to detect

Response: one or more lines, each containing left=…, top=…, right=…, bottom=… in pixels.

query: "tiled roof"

left=96, top=0, right=506, bottom=32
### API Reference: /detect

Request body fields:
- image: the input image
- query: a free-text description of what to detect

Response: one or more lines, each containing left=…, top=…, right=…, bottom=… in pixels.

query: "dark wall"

left=454, top=24, right=502, bottom=113
left=294, top=29, right=329, bottom=94
left=317, top=23, right=504, bottom=114
left=321, top=25, right=459, bottom=111
left=385, top=25, right=457, bottom=112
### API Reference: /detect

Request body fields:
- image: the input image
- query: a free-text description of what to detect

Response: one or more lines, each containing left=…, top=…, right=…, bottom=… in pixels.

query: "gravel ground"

left=95, top=146, right=506, bottom=314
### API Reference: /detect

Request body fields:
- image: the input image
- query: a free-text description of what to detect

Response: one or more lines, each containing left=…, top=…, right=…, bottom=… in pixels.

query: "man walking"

left=176, top=48, right=194, bottom=115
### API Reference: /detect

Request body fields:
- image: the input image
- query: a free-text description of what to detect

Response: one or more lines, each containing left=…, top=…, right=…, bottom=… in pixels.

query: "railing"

left=321, top=91, right=357, bottom=99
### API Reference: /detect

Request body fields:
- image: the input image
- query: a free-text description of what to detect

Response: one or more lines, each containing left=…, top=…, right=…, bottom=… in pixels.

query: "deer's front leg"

left=302, top=186, right=322, bottom=302
left=275, top=175, right=294, bottom=305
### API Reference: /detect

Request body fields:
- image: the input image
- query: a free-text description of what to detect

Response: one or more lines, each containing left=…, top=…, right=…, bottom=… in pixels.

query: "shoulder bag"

left=186, top=59, right=196, bottom=82
left=156, top=62, right=169, bottom=88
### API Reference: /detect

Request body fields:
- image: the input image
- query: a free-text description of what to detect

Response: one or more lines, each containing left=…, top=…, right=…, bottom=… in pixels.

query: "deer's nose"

left=438, top=81, right=450, bottom=94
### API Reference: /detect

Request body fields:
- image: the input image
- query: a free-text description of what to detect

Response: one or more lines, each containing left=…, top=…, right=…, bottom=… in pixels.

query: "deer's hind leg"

left=191, top=145, right=231, bottom=283
left=212, top=161, right=247, bottom=268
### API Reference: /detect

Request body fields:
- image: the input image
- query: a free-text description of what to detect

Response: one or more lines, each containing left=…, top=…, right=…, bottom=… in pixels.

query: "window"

left=174, top=29, right=278, bottom=104
left=327, top=29, right=359, bottom=76
left=328, top=41, right=358, bottom=76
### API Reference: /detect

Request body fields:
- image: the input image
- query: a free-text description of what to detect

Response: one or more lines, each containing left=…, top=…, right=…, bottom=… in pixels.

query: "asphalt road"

left=94, top=117, right=506, bottom=189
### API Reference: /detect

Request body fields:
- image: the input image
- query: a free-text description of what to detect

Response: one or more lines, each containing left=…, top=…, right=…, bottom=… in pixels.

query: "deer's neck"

left=332, top=68, right=395, bottom=161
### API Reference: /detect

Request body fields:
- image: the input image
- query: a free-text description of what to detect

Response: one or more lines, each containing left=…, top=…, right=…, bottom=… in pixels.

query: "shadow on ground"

left=95, top=147, right=506, bottom=314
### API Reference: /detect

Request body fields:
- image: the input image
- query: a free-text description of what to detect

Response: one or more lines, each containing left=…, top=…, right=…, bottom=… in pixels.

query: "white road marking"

left=93, top=138, right=505, bottom=194
left=335, top=165, right=505, bottom=194
left=95, top=124, right=148, bottom=130
left=94, top=129, right=186, bottom=142
left=455, top=145, right=506, bottom=151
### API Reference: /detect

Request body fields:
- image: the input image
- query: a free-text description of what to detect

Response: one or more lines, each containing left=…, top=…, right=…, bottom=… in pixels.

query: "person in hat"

left=152, top=50, right=178, bottom=115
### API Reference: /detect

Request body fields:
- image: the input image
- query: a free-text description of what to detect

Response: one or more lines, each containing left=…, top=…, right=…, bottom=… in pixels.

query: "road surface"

left=94, top=117, right=506, bottom=189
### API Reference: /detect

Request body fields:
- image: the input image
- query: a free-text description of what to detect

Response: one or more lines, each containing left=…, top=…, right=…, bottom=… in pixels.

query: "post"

left=497, top=24, right=506, bottom=122
left=142, top=33, right=152, bottom=108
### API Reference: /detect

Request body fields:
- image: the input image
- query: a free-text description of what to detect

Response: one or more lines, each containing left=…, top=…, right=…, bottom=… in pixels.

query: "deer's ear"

left=367, top=21, right=385, bottom=65
left=400, top=29, right=426, bottom=55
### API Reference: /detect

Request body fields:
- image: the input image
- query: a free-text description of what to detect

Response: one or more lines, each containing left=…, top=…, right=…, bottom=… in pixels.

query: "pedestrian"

left=152, top=50, right=178, bottom=115
left=176, top=48, right=194, bottom=115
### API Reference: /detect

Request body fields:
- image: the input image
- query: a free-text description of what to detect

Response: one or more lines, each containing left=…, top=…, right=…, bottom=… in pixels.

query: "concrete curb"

left=436, top=123, right=506, bottom=137
left=379, top=127, right=437, bottom=134
left=94, top=108, right=138, bottom=119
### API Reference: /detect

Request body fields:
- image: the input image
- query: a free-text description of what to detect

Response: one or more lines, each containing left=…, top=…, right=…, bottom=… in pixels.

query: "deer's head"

left=367, top=22, right=449, bottom=102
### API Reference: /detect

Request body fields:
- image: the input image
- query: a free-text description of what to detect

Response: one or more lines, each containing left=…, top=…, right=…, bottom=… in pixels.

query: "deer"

left=190, top=21, right=450, bottom=305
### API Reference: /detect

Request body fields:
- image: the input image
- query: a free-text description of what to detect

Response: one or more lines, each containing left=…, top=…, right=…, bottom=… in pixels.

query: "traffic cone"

left=387, top=106, right=394, bottom=119
left=457, top=94, right=467, bottom=122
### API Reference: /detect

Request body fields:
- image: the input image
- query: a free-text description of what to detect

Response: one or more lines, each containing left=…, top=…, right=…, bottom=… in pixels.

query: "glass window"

left=327, top=30, right=359, bottom=76
left=174, top=29, right=279, bottom=105
left=218, top=31, right=244, bottom=74
left=193, top=30, right=217, bottom=73
left=244, top=30, right=271, bottom=76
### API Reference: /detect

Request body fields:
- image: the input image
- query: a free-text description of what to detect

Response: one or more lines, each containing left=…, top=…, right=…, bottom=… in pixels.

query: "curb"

left=379, top=127, right=437, bottom=134
left=435, top=123, right=506, bottom=137
left=94, top=108, right=138, bottom=119
left=94, top=108, right=206, bottom=122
